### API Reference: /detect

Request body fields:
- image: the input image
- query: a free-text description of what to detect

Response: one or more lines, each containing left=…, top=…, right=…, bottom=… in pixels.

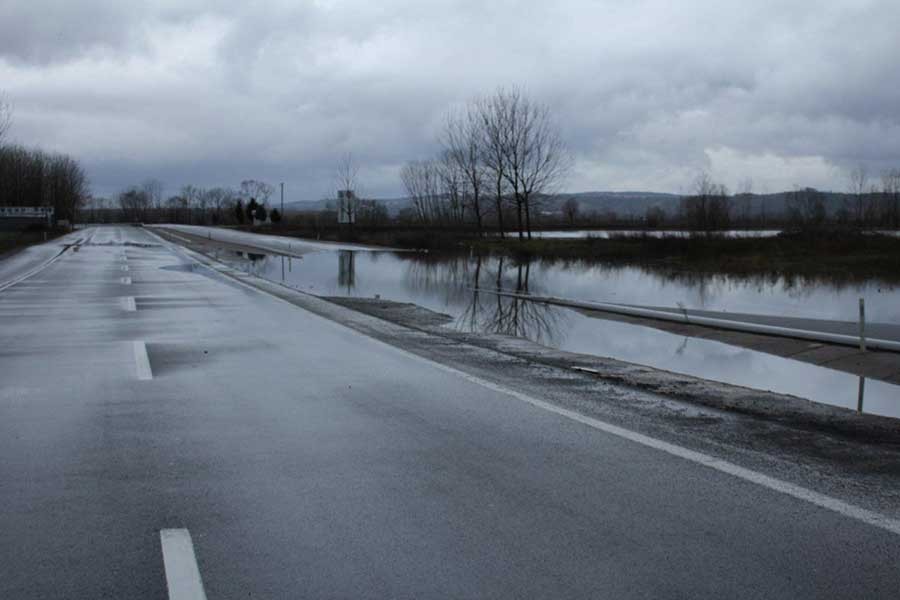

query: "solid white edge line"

left=121, top=296, right=136, bottom=311
left=149, top=228, right=900, bottom=537
left=133, top=340, right=153, bottom=380
left=0, top=245, right=71, bottom=293
left=160, top=529, right=208, bottom=600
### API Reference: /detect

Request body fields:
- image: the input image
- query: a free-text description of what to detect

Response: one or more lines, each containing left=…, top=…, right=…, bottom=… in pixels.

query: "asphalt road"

left=1, top=225, right=899, bottom=599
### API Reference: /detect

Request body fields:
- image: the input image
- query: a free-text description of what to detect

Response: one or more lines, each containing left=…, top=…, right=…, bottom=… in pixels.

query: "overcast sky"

left=2, top=0, right=899, bottom=201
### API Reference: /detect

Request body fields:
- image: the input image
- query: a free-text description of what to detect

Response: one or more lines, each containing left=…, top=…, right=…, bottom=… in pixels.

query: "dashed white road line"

left=133, top=341, right=153, bottom=380
left=121, top=265, right=130, bottom=272
left=120, top=276, right=132, bottom=285
left=120, top=296, right=136, bottom=312
left=160, top=529, right=208, bottom=600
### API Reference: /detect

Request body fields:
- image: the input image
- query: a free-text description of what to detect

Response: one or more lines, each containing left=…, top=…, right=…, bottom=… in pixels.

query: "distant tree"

left=335, top=153, right=359, bottom=196
left=246, top=198, right=259, bottom=223
left=680, top=172, right=730, bottom=233
left=240, top=180, right=274, bottom=205
left=846, top=165, right=868, bottom=225
left=234, top=199, right=245, bottom=224
left=562, top=197, right=579, bottom=225
left=357, top=199, right=388, bottom=226
left=255, top=203, right=268, bottom=223
left=0, top=93, right=11, bottom=145
left=786, top=187, right=826, bottom=231
left=880, top=168, right=900, bottom=227
left=142, top=179, right=164, bottom=222
left=401, top=159, right=442, bottom=225
left=270, top=208, right=282, bottom=223
left=118, top=187, right=150, bottom=222
left=645, top=206, right=666, bottom=228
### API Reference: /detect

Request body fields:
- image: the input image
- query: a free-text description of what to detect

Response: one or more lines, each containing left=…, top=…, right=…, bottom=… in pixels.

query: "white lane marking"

left=160, top=529, right=208, bottom=600
left=121, top=265, right=130, bottom=272
left=120, top=276, right=132, bottom=285
left=422, top=359, right=900, bottom=537
left=154, top=229, right=900, bottom=537
left=133, top=341, right=153, bottom=380
left=121, top=296, right=136, bottom=311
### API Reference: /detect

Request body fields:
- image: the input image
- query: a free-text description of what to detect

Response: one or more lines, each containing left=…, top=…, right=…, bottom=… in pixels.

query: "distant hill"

left=286, top=190, right=858, bottom=218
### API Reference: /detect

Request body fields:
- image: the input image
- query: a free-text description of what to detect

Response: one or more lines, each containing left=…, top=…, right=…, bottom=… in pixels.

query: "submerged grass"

left=466, top=230, right=900, bottom=281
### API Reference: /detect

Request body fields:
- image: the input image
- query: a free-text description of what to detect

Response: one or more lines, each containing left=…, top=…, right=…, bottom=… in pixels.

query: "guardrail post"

left=859, top=298, right=867, bottom=352
left=857, top=376, right=866, bottom=413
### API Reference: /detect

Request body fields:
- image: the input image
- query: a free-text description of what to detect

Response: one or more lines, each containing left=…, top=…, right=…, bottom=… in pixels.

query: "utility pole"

left=280, top=182, right=284, bottom=216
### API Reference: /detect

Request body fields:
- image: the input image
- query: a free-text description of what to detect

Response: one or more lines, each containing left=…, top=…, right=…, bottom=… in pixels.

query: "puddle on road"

left=212, top=247, right=900, bottom=419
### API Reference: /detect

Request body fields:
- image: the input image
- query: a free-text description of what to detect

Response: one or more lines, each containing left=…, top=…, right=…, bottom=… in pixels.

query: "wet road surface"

left=2, top=225, right=899, bottom=599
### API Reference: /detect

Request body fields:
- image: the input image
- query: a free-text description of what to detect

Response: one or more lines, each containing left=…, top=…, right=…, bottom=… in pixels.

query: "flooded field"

left=502, top=229, right=783, bottom=239
left=214, top=247, right=900, bottom=419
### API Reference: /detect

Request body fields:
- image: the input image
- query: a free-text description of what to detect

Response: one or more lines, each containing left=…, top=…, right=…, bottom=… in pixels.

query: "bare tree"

left=735, top=178, right=754, bottom=225
left=786, top=187, right=826, bottom=230
left=437, top=149, right=467, bottom=224
left=142, top=179, right=164, bottom=222
left=335, top=153, right=359, bottom=196
left=180, top=184, right=204, bottom=224
left=846, top=165, right=868, bottom=225
left=442, top=106, right=486, bottom=234
left=680, top=172, right=730, bottom=233
left=118, top=187, right=150, bottom=222
left=476, top=95, right=510, bottom=238
left=561, top=197, right=579, bottom=225
left=203, top=187, right=236, bottom=224
left=400, top=159, right=442, bottom=225
left=240, top=179, right=274, bottom=207
left=480, top=88, right=568, bottom=239
left=880, top=168, right=900, bottom=228
left=0, top=94, right=11, bottom=145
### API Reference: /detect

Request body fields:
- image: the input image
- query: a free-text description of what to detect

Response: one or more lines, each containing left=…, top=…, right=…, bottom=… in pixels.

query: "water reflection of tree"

left=459, top=255, right=567, bottom=347
left=338, top=250, right=356, bottom=292
left=401, top=252, right=480, bottom=306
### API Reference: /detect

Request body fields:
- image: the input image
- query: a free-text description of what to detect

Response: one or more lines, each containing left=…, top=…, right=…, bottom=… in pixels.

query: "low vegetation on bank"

left=467, top=230, right=900, bottom=280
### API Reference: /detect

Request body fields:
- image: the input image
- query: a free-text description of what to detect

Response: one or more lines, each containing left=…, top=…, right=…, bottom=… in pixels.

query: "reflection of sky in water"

left=216, top=248, right=900, bottom=419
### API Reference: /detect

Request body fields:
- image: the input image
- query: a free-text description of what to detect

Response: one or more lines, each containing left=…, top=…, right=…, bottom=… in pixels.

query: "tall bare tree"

left=846, top=165, right=868, bottom=225
left=480, top=88, right=568, bottom=239
left=476, top=95, right=510, bottom=238
left=400, top=159, right=442, bottom=225
left=240, top=179, right=274, bottom=207
left=335, top=153, right=359, bottom=196
left=442, top=106, right=486, bottom=234
left=881, top=168, right=900, bottom=228
left=0, top=94, right=11, bottom=145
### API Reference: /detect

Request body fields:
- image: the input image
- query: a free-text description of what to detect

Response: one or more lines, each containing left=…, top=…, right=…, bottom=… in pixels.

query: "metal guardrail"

left=475, top=289, right=900, bottom=354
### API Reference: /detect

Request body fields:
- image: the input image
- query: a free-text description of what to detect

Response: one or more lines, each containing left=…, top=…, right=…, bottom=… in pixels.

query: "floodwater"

left=505, top=229, right=783, bottom=239
left=214, top=247, right=900, bottom=419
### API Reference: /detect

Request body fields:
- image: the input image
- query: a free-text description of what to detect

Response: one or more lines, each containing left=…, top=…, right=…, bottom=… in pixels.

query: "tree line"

left=678, top=167, right=900, bottom=233
left=400, top=87, right=569, bottom=239
left=0, top=97, right=88, bottom=223
left=89, top=179, right=285, bottom=225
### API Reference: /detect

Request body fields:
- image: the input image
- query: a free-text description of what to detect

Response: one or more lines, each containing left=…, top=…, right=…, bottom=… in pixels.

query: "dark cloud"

left=1, top=0, right=899, bottom=199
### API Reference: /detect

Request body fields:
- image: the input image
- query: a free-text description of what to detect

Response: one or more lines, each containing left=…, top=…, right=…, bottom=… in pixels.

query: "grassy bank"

left=467, top=231, right=900, bottom=280
left=237, top=224, right=900, bottom=280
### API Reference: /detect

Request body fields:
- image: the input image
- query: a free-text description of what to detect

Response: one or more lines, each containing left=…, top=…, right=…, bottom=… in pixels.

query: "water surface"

left=214, top=248, right=900, bottom=418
